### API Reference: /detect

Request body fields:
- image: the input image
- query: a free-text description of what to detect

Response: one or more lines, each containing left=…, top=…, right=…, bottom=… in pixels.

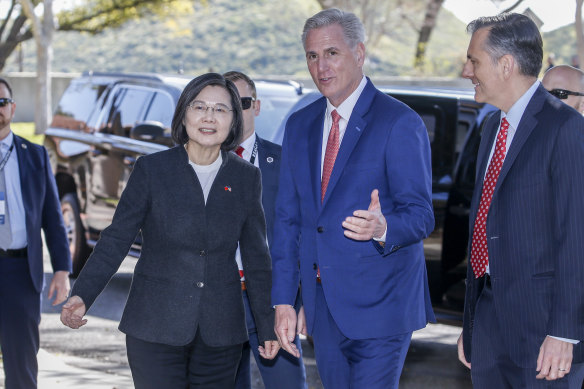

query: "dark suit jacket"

left=271, top=78, right=435, bottom=339
left=72, top=147, right=275, bottom=347
left=256, top=135, right=281, bottom=244
left=13, top=135, right=71, bottom=292
left=463, top=85, right=584, bottom=367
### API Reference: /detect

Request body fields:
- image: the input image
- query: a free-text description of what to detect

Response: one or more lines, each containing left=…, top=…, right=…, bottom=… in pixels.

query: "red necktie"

left=470, top=118, right=509, bottom=278
left=235, top=146, right=244, bottom=158
left=321, top=110, right=341, bottom=202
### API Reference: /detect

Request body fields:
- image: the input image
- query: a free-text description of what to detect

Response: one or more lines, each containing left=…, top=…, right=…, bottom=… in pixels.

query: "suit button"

left=317, top=226, right=324, bottom=233
left=196, top=282, right=204, bottom=288
left=199, top=250, right=206, bottom=256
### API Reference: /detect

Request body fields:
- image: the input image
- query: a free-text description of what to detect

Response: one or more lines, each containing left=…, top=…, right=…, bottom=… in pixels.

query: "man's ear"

left=499, top=54, right=515, bottom=79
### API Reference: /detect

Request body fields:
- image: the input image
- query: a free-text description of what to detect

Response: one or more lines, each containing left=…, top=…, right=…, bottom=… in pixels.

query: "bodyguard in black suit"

left=224, top=71, right=307, bottom=389
left=0, top=78, right=72, bottom=389
left=61, top=73, right=279, bottom=388
left=457, top=14, right=584, bottom=388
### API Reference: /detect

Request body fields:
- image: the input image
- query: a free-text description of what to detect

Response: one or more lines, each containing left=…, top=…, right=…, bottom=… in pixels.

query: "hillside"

left=3, top=0, right=574, bottom=78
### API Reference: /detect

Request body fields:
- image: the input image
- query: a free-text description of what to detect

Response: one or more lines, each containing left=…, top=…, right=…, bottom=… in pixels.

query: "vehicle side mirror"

left=130, top=121, right=166, bottom=141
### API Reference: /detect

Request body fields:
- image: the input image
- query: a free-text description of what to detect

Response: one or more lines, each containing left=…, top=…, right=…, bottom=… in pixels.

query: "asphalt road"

left=2, top=254, right=473, bottom=388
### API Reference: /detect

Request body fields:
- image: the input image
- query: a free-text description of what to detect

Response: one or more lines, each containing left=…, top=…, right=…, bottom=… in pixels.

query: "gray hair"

left=302, top=8, right=365, bottom=50
left=467, top=12, right=542, bottom=78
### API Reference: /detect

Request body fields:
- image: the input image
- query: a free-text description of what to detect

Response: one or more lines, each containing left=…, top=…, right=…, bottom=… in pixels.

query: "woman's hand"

left=258, top=340, right=281, bottom=360
left=60, top=295, right=88, bottom=329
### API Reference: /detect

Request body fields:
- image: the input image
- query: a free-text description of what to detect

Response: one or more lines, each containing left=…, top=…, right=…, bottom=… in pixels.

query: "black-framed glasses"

left=240, top=97, right=256, bottom=110
left=0, top=98, right=14, bottom=107
left=547, top=89, right=584, bottom=100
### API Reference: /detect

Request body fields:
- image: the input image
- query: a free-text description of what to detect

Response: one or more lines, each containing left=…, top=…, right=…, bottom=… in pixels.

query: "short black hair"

left=467, top=13, right=542, bottom=78
left=0, top=77, right=13, bottom=98
left=223, top=71, right=257, bottom=99
left=171, top=73, right=243, bottom=151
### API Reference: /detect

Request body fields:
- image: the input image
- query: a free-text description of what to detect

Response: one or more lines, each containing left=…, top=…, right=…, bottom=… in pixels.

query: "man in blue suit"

left=224, top=71, right=307, bottom=389
left=457, top=14, right=584, bottom=388
left=0, top=77, right=71, bottom=388
left=270, top=9, right=435, bottom=389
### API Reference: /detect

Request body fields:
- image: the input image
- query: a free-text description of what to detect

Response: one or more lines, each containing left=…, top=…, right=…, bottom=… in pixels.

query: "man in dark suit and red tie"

left=0, top=77, right=72, bottom=388
left=270, top=8, right=435, bottom=389
left=223, top=71, right=308, bottom=389
left=457, top=13, right=584, bottom=388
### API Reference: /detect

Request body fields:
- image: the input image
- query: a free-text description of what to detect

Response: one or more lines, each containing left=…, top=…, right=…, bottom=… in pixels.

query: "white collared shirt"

left=320, top=76, right=368, bottom=176
left=238, top=132, right=259, bottom=168
left=1, top=131, right=27, bottom=249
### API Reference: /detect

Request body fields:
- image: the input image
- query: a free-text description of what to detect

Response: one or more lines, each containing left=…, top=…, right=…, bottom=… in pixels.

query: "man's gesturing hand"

left=343, top=189, right=387, bottom=241
left=274, top=305, right=300, bottom=358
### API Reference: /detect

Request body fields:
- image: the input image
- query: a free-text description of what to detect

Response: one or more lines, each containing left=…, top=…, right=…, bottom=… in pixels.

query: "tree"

left=1, top=0, right=191, bottom=134
left=413, top=0, right=444, bottom=69
left=0, top=0, right=190, bottom=72
left=19, top=0, right=54, bottom=135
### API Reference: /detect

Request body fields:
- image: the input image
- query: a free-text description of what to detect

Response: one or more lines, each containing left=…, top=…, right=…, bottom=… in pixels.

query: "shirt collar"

left=0, top=131, right=13, bottom=149
left=326, top=76, right=368, bottom=121
left=502, top=80, right=540, bottom=130
left=239, top=131, right=256, bottom=152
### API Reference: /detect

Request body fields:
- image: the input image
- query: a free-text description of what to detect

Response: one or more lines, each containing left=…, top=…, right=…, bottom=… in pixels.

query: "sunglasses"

left=0, top=98, right=14, bottom=107
left=240, top=97, right=256, bottom=110
left=547, top=89, right=584, bottom=100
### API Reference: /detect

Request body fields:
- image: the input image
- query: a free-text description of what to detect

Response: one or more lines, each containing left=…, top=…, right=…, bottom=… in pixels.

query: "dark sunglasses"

left=0, top=98, right=14, bottom=107
left=240, top=97, right=256, bottom=110
left=547, top=89, right=584, bottom=100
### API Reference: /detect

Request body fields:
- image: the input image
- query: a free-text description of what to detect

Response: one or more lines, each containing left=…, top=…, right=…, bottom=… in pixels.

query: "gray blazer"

left=72, top=146, right=275, bottom=347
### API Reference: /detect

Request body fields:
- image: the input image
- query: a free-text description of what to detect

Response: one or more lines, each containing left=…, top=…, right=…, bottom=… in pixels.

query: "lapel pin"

left=224, top=186, right=231, bottom=192
left=356, top=126, right=362, bottom=132
left=21, top=144, right=27, bottom=149
left=266, top=157, right=274, bottom=163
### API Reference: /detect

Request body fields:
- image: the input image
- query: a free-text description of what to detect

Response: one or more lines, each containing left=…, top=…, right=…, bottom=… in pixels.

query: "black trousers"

left=126, top=329, right=243, bottom=389
left=471, top=276, right=584, bottom=389
left=0, top=256, right=40, bottom=389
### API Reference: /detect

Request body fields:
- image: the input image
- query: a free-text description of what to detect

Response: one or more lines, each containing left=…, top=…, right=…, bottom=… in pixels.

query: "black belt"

left=0, top=247, right=28, bottom=258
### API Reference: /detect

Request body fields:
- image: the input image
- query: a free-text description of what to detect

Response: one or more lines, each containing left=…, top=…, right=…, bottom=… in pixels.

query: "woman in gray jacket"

left=61, top=73, right=279, bottom=388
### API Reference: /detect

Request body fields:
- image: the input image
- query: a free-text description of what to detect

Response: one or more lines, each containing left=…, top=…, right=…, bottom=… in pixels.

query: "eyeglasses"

left=0, top=98, right=14, bottom=107
left=188, top=101, right=233, bottom=116
left=547, top=89, right=584, bottom=100
left=240, top=97, right=256, bottom=110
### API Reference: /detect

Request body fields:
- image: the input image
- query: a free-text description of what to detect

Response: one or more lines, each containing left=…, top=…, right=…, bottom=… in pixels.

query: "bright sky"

left=443, top=0, right=576, bottom=32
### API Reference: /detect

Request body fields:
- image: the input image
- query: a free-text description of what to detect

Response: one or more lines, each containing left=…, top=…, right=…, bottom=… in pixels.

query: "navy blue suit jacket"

left=256, top=136, right=281, bottom=245
left=463, top=85, right=584, bottom=367
left=14, top=135, right=71, bottom=292
left=271, top=78, right=435, bottom=339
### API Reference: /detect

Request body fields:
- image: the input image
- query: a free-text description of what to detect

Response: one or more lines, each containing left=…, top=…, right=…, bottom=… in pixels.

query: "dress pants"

left=235, top=290, right=307, bottom=389
left=311, top=282, right=412, bottom=389
left=471, top=276, right=584, bottom=388
left=0, top=256, right=41, bottom=389
left=126, top=329, right=243, bottom=389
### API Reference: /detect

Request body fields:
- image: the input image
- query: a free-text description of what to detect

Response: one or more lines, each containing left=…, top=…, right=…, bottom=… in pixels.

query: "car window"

left=255, top=94, right=302, bottom=142
left=144, top=91, right=175, bottom=129
left=51, top=80, right=108, bottom=130
left=100, top=86, right=153, bottom=137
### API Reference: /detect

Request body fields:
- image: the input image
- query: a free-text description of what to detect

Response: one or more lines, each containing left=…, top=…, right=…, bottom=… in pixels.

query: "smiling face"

left=462, top=27, right=507, bottom=109
left=183, top=85, right=233, bottom=154
left=305, top=23, right=365, bottom=107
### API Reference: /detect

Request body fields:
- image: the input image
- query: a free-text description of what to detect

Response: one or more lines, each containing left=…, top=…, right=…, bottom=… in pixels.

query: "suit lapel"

left=495, top=86, right=546, bottom=194
left=307, top=99, right=326, bottom=210
left=321, top=80, right=374, bottom=207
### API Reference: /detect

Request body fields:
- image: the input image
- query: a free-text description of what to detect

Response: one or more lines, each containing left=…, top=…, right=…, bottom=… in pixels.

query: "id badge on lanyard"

left=0, top=191, right=5, bottom=225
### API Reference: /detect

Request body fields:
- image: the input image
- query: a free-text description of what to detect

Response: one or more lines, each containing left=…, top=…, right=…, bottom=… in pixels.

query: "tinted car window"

left=51, top=80, right=108, bottom=130
left=102, top=87, right=153, bottom=136
left=144, top=91, right=175, bottom=128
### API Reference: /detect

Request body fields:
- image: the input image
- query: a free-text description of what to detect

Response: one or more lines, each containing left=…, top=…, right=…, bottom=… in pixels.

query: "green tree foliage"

left=0, top=0, right=189, bottom=71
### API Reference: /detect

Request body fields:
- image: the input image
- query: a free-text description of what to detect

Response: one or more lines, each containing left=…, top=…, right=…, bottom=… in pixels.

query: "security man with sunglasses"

left=542, top=64, right=584, bottom=114
left=0, top=77, right=71, bottom=388
left=223, top=71, right=307, bottom=389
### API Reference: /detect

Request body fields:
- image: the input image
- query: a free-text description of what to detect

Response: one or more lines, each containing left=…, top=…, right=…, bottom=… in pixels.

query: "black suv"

left=45, top=71, right=307, bottom=276
left=47, top=74, right=495, bottom=322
